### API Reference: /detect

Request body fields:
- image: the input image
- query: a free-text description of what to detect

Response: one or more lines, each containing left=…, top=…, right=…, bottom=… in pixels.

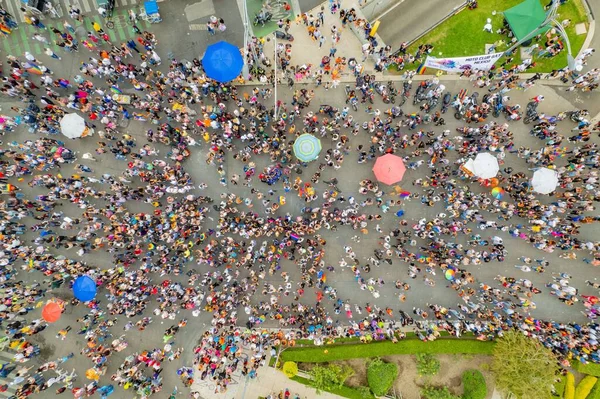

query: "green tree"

left=421, top=385, right=461, bottom=399
left=367, top=358, right=399, bottom=396
left=416, top=353, right=440, bottom=376
left=462, top=369, right=487, bottom=399
left=282, top=361, right=298, bottom=378
left=491, top=330, right=560, bottom=399
left=309, top=363, right=354, bottom=393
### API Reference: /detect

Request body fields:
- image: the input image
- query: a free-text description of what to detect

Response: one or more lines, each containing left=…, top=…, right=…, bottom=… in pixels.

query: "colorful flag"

left=25, top=63, right=42, bottom=75
left=416, top=63, right=426, bottom=75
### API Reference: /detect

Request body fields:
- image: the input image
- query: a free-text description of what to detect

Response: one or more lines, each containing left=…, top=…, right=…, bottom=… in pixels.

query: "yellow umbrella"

left=86, top=368, right=100, bottom=381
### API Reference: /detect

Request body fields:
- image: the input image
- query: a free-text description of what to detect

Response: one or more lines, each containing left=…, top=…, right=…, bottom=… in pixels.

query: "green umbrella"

left=293, top=133, right=322, bottom=162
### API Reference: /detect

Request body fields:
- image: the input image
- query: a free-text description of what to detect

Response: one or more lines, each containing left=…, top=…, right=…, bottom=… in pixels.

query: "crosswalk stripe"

left=0, top=390, right=16, bottom=398
left=4, top=32, right=13, bottom=54
left=0, top=7, right=143, bottom=56
left=4, top=0, right=22, bottom=23
left=0, top=352, right=14, bottom=362
left=79, top=0, right=92, bottom=14
left=17, top=22, right=30, bottom=54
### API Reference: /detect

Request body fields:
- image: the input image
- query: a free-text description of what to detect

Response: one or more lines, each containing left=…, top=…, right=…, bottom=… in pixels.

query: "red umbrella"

left=42, top=302, right=62, bottom=323
left=372, top=154, right=406, bottom=185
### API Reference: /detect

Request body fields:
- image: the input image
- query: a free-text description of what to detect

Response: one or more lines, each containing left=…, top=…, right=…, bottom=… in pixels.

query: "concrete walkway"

left=191, top=352, right=346, bottom=399
left=240, top=367, right=342, bottom=399
left=259, top=0, right=381, bottom=79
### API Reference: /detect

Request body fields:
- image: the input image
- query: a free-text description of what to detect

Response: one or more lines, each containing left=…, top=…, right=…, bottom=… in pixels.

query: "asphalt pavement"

left=376, top=0, right=465, bottom=48
left=0, top=1, right=599, bottom=399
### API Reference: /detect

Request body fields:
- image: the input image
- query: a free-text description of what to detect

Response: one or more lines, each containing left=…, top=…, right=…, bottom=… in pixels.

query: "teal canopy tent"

left=503, top=0, right=550, bottom=41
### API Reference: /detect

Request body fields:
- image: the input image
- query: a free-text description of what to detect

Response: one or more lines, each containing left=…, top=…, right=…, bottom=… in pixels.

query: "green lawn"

left=400, top=0, right=589, bottom=73
left=280, top=338, right=495, bottom=363
left=290, top=376, right=376, bottom=399
left=573, top=360, right=600, bottom=377
left=552, top=374, right=567, bottom=397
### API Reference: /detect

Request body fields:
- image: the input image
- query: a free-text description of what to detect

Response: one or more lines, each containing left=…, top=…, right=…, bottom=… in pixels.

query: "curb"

left=237, top=71, right=569, bottom=86
left=577, top=0, right=596, bottom=60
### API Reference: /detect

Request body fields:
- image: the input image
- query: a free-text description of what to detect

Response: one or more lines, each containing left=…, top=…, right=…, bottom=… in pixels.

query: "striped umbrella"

left=293, top=134, right=322, bottom=162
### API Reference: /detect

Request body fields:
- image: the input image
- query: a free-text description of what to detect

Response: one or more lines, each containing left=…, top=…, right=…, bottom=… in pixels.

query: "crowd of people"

left=1, top=0, right=600, bottom=398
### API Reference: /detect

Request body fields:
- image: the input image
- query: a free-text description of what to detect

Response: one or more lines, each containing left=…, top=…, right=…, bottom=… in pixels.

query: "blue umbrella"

left=73, top=276, right=96, bottom=302
left=98, top=385, right=114, bottom=398
left=202, top=41, right=243, bottom=83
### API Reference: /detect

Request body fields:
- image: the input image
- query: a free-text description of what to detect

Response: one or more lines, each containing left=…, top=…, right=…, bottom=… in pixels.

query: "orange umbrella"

left=372, top=154, right=406, bottom=185
left=41, top=302, right=62, bottom=323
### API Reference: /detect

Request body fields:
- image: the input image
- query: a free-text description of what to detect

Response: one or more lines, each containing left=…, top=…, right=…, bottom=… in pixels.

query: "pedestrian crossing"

left=1, top=0, right=140, bottom=23
left=0, top=350, right=18, bottom=399
left=0, top=9, right=154, bottom=57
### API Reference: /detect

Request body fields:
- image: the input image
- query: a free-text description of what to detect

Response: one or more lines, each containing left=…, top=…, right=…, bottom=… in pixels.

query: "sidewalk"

left=190, top=353, right=345, bottom=399
left=251, top=0, right=570, bottom=86
left=241, top=366, right=342, bottom=399
left=259, top=0, right=382, bottom=81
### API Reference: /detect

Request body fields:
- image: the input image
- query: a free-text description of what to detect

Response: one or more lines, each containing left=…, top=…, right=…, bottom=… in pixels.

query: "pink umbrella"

left=372, top=154, right=406, bottom=185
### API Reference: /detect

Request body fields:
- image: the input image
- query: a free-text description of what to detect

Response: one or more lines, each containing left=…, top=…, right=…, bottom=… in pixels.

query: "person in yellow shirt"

left=92, top=21, right=103, bottom=34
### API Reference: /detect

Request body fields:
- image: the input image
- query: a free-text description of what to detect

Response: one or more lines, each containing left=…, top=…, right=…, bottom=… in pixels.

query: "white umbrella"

left=532, top=168, right=559, bottom=194
left=472, top=153, right=499, bottom=179
left=461, top=159, right=476, bottom=176
left=60, top=113, right=86, bottom=139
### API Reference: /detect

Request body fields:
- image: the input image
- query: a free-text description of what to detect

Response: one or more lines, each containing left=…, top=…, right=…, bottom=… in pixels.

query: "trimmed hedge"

left=290, top=375, right=375, bottom=399
left=367, top=359, right=398, bottom=396
left=574, top=361, right=600, bottom=378
left=589, top=379, right=600, bottom=399
left=282, top=361, right=298, bottom=378
left=576, top=376, right=598, bottom=399
left=421, top=385, right=461, bottom=399
left=280, top=339, right=494, bottom=363
left=462, top=369, right=487, bottom=399
left=566, top=372, right=576, bottom=399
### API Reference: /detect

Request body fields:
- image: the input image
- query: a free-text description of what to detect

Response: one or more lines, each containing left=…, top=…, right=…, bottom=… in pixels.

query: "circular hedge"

left=462, top=369, right=487, bottom=399
left=367, top=358, right=398, bottom=396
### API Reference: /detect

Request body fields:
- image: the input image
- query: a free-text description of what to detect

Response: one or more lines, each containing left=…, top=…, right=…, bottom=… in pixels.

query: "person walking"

left=32, top=33, right=48, bottom=44
left=206, top=20, right=215, bottom=35
left=127, top=39, right=140, bottom=53
left=44, top=47, right=61, bottom=60
left=217, top=18, right=226, bottom=32
left=69, top=5, right=83, bottom=21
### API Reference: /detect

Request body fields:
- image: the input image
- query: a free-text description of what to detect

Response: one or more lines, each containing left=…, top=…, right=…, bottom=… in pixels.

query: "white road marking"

left=189, top=24, right=208, bottom=30
left=373, top=0, right=406, bottom=21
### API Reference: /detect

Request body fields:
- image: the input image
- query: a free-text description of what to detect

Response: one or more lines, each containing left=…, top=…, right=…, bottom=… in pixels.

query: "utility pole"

left=241, top=0, right=253, bottom=80
left=273, top=32, right=278, bottom=118
left=504, top=0, right=575, bottom=69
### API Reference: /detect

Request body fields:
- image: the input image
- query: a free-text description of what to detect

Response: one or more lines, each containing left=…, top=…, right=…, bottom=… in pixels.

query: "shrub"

left=565, top=372, right=576, bottom=399
left=416, top=353, right=440, bottom=376
left=576, top=376, right=598, bottom=399
left=462, top=369, right=487, bottom=399
left=367, top=358, right=398, bottom=396
left=309, top=363, right=354, bottom=393
left=421, top=385, right=461, bottom=399
left=589, top=379, right=600, bottom=399
left=282, top=361, right=298, bottom=378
